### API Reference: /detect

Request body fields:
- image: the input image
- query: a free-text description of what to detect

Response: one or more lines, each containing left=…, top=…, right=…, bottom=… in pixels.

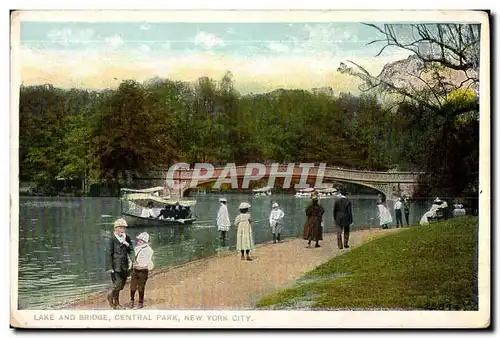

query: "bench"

left=428, top=209, right=445, bottom=223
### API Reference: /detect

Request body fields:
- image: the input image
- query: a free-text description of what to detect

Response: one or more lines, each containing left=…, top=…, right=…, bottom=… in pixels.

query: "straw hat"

left=219, top=197, right=227, bottom=202
left=239, top=202, right=251, bottom=209
left=136, top=232, right=150, bottom=243
left=114, top=218, right=128, bottom=228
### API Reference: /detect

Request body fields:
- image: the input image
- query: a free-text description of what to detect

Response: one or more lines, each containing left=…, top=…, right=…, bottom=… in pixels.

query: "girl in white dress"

left=235, top=202, right=255, bottom=261
left=378, top=202, right=393, bottom=229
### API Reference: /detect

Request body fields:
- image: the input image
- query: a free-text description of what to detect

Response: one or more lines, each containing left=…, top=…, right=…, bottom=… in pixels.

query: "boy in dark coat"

left=106, top=218, right=133, bottom=309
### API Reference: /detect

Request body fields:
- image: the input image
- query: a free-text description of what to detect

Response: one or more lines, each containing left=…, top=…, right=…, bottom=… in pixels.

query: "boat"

left=294, top=187, right=315, bottom=198
left=252, top=186, right=272, bottom=197
left=316, top=187, right=339, bottom=199
left=120, top=187, right=197, bottom=227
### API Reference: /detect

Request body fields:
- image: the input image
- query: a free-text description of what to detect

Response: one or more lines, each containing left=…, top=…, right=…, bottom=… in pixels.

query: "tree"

left=338, top=23, right=480, bottom=117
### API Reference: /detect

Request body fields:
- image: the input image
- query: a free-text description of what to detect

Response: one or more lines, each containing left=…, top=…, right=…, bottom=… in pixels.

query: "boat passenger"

left=140, top=202, right=156, bottom=218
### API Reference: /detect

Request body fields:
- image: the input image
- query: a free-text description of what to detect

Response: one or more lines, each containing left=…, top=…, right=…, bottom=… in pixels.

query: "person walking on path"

left=127, top=232, right=154, bottom=309
left=217, top=197, right=231, bottom=246
left=303, top=192, right=325, bottom=248
left=394, top=197, right=403, bottom=228
left=106, top=218, right=133, bottom=309
left=269, top=202, right=285, bottom=244
left=333, top=188, right=354, bottom=249
left=403, top=197, right=411, bottom=226
left=235, top=202, right=255, bottom=261
left=378, top=201, right=393, bottom=229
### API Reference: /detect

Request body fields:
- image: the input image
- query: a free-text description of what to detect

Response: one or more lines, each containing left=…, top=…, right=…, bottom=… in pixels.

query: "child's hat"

left=239, top=202, right=251, bottom=209
left=136, top=232, right=150, bottom=243
left=272, top=202, right=279, bottom=208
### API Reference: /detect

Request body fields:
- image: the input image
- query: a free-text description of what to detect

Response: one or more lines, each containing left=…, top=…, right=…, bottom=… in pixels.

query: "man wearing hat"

left=106, top=218, right=133, bottom=309
left=269, top=202, right=285, bottom=243
left=217, top=197, right=231, bottom=246
left=333, top=187, right=353, bottom=249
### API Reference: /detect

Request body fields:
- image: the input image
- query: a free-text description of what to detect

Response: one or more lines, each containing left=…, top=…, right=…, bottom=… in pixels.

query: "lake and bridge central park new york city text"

left=34, top=313, right=253, bottom=323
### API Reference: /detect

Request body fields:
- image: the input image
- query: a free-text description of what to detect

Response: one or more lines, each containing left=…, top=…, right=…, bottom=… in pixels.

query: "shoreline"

left=60, top=227, right=405, bottom=310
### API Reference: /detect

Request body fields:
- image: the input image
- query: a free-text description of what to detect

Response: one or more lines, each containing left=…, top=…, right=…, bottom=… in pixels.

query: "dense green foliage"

left=18, top=70, right=479, bottom=199
left=257, top=216, right=478, bottom=310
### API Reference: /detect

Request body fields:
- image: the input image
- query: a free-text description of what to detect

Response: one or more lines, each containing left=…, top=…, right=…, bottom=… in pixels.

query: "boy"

left=128, top=232, right=154, bottom=309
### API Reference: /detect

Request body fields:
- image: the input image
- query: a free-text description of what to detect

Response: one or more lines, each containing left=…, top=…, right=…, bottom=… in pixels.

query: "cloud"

left=140, top=44, right=151, bottom=53
left=267, top=42, right=289, bottom=53
left=46, top=28, right=95, bottom=46
left=18, top=45, right=411, bottom=95
left=104, top=35, right=125, bottom=49
left=140, top=23, right=151, bottom=31
left=193, top=31, right=224, bottom=49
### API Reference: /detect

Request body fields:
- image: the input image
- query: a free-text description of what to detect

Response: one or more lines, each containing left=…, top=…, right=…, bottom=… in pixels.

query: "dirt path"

left=63, top=228, right=402, bottom=310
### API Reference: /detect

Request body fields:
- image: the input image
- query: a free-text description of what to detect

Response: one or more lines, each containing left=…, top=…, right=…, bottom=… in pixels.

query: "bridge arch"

left=166, top=164, right=422, bottom=199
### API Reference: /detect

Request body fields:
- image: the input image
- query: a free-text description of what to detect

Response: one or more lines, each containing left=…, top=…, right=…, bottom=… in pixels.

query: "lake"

left=17, top=193, right=427, bottom=309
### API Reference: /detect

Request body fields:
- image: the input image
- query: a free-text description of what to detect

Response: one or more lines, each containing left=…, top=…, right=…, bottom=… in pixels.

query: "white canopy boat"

left=294, top=187, right=315, bottom=198
left=252, top=186, right=272, bottom=197
left=120, top=187, right=197, bottom=226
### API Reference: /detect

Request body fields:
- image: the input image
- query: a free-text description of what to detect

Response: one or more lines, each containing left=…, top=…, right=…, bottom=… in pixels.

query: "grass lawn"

left=258, top=216, right=478, bottom=310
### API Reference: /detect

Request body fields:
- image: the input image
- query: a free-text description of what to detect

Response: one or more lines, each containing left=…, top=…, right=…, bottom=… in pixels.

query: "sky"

left=18, top=21, right=414, bottom=94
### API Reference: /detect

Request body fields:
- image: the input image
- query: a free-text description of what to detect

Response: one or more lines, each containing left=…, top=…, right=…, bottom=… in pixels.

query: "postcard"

left=10, top=9, right=490, bottom=329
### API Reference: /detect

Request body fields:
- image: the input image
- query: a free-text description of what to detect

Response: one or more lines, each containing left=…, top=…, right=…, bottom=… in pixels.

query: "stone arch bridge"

left=163, top=164, right=422, bottom=199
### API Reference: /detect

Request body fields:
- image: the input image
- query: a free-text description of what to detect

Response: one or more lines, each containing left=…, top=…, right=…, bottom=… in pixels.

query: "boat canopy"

left=253, top=186, right=272, bottom=193
left=123, top=193, right=197, bottom=207
left=316, top=187, right=337, bottom=193
left=297, top=188, right=315, bottom=193
left=120, top=186, right=164, bottom=194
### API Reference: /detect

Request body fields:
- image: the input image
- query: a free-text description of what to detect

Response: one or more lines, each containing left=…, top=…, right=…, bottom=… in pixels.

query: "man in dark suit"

left=333, top=187, right=354, bottom=249
left=106, top=218, right=133, bottom=309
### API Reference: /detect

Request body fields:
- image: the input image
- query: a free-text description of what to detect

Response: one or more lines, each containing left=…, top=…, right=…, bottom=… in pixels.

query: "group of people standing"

left=106, top=219, right=154, bottom=309
left=217, top=198, right=285, bottom=260
left=302, top=187, right=354, bottom=250
left=377, top=196, right=411, bottom=229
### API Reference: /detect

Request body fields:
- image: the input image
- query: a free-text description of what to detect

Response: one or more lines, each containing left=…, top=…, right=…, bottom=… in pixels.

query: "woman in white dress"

left=419, top=198, right=442, bottom=225
left=216, top=197, right=231, bottom=246
left=235, top=202, right=255, bottom=261
left=378, top=201, right=393, bottom=229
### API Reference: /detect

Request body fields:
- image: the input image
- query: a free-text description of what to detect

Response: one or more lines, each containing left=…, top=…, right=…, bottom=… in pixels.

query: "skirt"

left=236, top=221, right=255, bottom=251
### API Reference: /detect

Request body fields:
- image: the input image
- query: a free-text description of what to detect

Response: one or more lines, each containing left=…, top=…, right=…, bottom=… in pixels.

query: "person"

left=333, top=187, right=353, bottom=249
left=440, top=199, right=449, bottom=220
left=419, top=198, right=442, bottom=225
left=452, top=204, right=466, bottom=217
left=394, top=197, right=403, bottom=228
left=378, top=200, right=393, bottom=229
left=217, top=198, right=231, bottom=246
left=235, top=202, right=255, bottom=261
left=403, top=197, right=411, bottom=226
left=303, top=192, right=325, bottom=248
left=157, top=205, right=170, bottom=220
left=269, top=202, right=285, bottom=244
left=141, top=201, right=156, bottom=218
left=127, top=232, right=154, bottom=309
left=173, top=202, right=181, bottom=219
left=106, top=218, right=133, bottom=309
